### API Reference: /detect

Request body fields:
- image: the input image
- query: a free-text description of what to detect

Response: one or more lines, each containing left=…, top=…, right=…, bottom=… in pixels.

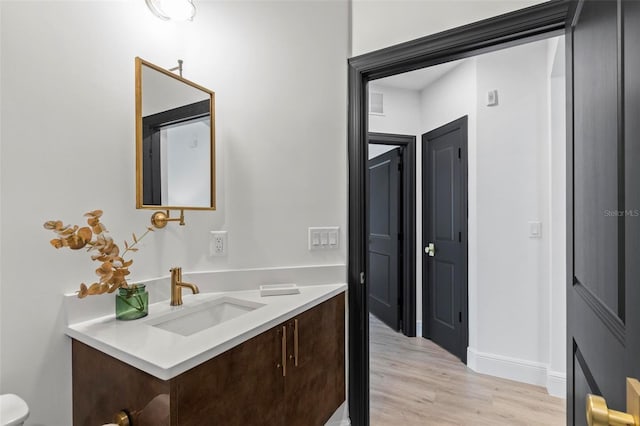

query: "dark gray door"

left=423, top=117, right=468, bottom=363
left=368, top=148, right=402, bottom=331
left=567, top=1, right=640, bottom=424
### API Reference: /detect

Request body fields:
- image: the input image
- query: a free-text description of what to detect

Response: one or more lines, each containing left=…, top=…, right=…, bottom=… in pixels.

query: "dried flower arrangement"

left=43, top=210, right=153, bottom=298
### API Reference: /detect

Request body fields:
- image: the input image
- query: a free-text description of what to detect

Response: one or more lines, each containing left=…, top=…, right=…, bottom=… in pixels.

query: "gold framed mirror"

left=135, top=57, right=215, bottom=216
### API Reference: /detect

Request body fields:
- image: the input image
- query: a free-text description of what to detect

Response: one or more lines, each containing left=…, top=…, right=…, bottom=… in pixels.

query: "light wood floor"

left=369, top=315, right=566, bottom=425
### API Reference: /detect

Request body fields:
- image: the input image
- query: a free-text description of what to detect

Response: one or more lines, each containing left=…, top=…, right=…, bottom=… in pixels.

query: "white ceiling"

left=371, top=59, right=466, bottom=91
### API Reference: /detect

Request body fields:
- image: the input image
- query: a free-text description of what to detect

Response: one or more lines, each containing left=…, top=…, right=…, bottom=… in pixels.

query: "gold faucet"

left=170, top=267, right=200, bottom=306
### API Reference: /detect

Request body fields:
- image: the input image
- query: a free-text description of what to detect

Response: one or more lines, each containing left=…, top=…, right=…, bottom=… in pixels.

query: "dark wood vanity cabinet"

left=172, top=324, right=285, bottom=425
left=72, top=293, right=345, bottom=426
left=72, top=339, right=171, bottom=426
left=284, top=293, right=345, bottom=425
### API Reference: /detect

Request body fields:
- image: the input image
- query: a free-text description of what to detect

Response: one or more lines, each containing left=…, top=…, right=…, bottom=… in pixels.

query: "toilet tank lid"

left=0, top=394, right=29, bottom=425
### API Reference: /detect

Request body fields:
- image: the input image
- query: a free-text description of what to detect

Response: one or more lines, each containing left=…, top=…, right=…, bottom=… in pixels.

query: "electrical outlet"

left=210, top=231, right=228, bottom=256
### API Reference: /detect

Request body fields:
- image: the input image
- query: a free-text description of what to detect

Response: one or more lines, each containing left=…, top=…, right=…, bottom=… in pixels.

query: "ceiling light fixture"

left=145, top=0, right=196, bottom=22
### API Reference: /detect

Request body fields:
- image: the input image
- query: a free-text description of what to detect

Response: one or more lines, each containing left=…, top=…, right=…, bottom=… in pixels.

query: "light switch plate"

left=328, top=230, right=338, bottom=245
left=528, top=221, right=541, bottom=238
left=308, top=227, right=340, bottom=250
left=487, top=89, right=499, bottom=106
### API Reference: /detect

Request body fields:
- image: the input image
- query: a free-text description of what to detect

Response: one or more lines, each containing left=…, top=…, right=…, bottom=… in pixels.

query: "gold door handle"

left=586, top=378, right=640, bottom=426
left=586, top=394, right=637, bottom=425
left=425, top=243, right=435, bottom=257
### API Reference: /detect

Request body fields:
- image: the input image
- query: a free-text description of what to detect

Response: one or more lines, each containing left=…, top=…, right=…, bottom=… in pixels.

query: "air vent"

left=369, top=92, right=384, bottom=115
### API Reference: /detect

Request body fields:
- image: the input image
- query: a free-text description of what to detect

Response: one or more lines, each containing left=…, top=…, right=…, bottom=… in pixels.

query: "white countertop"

left=65, top=283, right=346, bottom=380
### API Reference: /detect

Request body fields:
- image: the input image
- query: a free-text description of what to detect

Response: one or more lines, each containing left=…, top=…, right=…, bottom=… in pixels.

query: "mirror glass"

left=136, top=57, right=215, bottom=210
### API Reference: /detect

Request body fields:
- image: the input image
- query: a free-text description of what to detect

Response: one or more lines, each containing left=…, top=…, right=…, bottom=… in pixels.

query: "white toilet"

left=0, top=394, right=29, bottom=426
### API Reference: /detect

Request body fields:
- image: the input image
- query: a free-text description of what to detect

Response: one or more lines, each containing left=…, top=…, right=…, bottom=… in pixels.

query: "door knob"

left=425, top=243, right=435, bottom=257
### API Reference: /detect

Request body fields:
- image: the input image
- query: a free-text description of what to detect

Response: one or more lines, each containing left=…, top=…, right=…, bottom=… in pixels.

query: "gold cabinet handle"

left=281, top=325, right=287, bottom=377
left=288, top=320, right=299, bottom=367
left=586, top=394, right=638, bottom=426
left=293, top=319, right=299, bottom=367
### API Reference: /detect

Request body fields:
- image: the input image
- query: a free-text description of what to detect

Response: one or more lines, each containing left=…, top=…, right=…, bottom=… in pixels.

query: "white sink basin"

left=148, top=296, right=265, bottom=336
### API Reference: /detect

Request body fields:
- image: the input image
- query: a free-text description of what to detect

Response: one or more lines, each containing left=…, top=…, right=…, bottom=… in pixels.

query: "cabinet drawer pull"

left=281, top=325, right=287, bottom=377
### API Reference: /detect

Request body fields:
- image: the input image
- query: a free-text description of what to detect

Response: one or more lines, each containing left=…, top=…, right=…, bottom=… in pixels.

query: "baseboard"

left=416, top=320, right=423, bottom=336
left=467, top=347, right=565, bottom=398
left=546, top=370, right=566, bottom=398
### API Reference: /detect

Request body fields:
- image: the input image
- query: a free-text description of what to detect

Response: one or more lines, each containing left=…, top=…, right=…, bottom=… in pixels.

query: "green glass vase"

left=115, top=284, right=148, bottom=320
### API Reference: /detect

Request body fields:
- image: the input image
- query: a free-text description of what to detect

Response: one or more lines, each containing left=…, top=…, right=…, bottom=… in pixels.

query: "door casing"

left=347, top=2, right=572, bottom=425
left=368, top=132, right=417, bottom=337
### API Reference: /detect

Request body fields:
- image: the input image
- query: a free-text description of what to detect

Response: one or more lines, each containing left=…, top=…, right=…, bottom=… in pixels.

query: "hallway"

left=369, top=315, right=565, bottom=425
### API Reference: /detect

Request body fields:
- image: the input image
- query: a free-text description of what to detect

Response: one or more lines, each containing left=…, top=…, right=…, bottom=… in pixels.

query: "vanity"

left=67, top=284, right=346, bottom=425
left=64, top=58, right=346, bottom=425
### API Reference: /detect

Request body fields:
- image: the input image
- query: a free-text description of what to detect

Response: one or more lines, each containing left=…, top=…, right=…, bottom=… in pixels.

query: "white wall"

left=368, top=83, right=420, bottom=136
left=0, top=2, right=348, bottom=425
left=0, top=4, right=3, bottom=397
left=472, top=39, right=550, bottom=378
left=369, top=37, right=566, bottom=396
left=351, top=0, right=547, bottom=56
left=368, top=144, right=397, bottom=159
left=547, top=37, right=567, bottom=397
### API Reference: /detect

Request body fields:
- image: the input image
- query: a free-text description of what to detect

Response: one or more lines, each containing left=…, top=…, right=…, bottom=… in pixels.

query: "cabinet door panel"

left=174, top=327, right=285, bottom=426
left=285, top=294, right=345, bottom=425
left=72, top=340, right=171, bottom=426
